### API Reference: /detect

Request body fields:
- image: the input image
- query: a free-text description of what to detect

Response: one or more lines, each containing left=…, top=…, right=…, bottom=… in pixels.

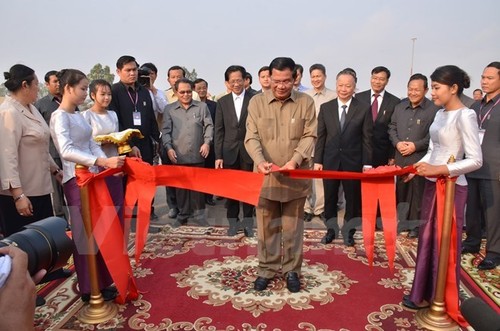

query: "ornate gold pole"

left=76, top=165, right=118, bottom=324
left=416, top=156, right=459, bottom=331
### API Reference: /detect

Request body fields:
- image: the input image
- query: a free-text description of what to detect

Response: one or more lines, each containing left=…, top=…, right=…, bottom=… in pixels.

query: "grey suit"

left=464, top=95, right=500, bottom=259
left=388, top=97, right=438, bottom=229
left=356, top=90, right=400, bottom=166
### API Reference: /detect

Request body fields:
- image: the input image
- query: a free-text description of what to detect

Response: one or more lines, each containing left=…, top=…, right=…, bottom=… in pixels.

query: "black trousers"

left=464, top=177, right=500, bottom=258
left=0, top=194, right=53, bottom=236
left=224, top=156, right=254, bottom=221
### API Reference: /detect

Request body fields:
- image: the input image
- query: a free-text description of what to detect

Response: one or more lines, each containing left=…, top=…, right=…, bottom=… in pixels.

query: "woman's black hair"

left=56, top=69, right=87, bottom=95
left=430, top=65, right=471, bottom=96
left=3, top=64, right=36, bottom=92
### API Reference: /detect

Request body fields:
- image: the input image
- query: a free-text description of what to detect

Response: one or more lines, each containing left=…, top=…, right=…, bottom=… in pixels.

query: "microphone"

left=460, top=297, right=500, bottom=331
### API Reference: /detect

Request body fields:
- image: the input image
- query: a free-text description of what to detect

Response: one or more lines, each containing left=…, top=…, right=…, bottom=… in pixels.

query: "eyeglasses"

left=178, top=90, right=192, bottom=95
left=271, top=79, right=294, bottom=86
left=228, top=79, right=243, bottom=86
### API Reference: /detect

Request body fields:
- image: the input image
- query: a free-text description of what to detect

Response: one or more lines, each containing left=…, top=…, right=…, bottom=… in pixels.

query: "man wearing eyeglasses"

left=162, top=78, right=213, bottom=227
left=214, top=65, right=255, bottom=237
left=245, top=57, right=317, bottom=293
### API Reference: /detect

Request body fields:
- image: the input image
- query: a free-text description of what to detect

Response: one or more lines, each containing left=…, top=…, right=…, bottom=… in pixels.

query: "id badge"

left=133, top=112, right=141, bottom=126
left=478, top=129, right=485, bottom=145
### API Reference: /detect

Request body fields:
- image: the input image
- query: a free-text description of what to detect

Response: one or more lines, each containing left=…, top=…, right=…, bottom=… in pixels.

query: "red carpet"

left=35, top=227, right=497, bottom=330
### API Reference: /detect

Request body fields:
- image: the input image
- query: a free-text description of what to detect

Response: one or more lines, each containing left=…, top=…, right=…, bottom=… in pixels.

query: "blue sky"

left=1, top=0, right=499, bottom=98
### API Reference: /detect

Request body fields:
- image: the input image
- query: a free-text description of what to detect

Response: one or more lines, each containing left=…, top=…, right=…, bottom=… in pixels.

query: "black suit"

left=110, top=82, right=160, bottom=164
left=204, top=99, right=217, bottom=182
left=314, top=97, right=372, bottom=238
left=356, top=90, right=400, bottom=166
left=464, top=96, right=500, bottom=259
left=214, top=91, right=255, bottom=227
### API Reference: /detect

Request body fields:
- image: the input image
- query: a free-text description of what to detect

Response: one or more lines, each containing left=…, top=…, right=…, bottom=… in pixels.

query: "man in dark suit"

left=110, top=55, right=160, bottom=220
left=194, top=78, right=218, bottom=206
left=462, top=61, right=500, bottom=270
left=356, top=66, right=400, bottom=167
left=314, top=69, right=372, bottom=246
left=388, top=74, right=438, bottom=238
left=215, top=65, right=255, bottom=236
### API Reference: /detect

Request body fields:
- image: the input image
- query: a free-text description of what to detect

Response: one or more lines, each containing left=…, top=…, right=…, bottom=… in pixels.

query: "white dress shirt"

left=232, top=90, right=245, bottom=121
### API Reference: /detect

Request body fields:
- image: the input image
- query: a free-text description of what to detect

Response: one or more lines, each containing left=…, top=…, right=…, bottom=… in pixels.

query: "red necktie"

left=372, top=93, right=380, bottom=122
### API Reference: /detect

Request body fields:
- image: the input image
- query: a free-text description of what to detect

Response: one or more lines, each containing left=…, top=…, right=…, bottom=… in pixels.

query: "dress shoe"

left=36, top=295, right=46, bottom=307
left=343, top=229, right=355, bottom=247
left=407, top=228, right=419, bottom=238
left=254, top=277, right=270, bottom=291
left=150, top=211, right=159, bottom=221
left=402, top=295, right=429, bottom=310
left=167, top=208, right=179, bottom=219
left=461, top=246, right=479, bottom=255
left=477, top=257, right=500, bottom=270
left=321, top=229, right=336, bottom=244
left=81, top=286, right=118, bottom=302
left=227, top=225, right=238, bottom=236
left=304, top=212, right=313, bottom=222
left=40, top=268, right=73, bottom=283
left=205, top=198, right=216, bottom=206
left=243, top=227, right=254, bottom=238
left=286, top=272, right=301, bottom=293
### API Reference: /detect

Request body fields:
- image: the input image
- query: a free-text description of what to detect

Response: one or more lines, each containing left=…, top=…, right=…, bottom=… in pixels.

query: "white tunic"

left=419, top=107, right=482, bottom=186
left=81, top=110, right=119, bottom=157
left=50, top=109, right=106, bottom=183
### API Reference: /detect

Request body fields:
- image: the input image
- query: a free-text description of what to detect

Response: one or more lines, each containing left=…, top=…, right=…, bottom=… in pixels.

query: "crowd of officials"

left=0, top=56, right=498, bottom=329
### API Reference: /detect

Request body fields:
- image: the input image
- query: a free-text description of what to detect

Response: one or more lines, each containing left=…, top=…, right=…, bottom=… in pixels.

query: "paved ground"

left=148, top=187, right=329, bottom=232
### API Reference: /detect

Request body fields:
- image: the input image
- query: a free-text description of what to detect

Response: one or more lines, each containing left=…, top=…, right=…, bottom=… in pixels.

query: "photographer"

left=139, top=63, right=168, bottom=131
left=0, top=245, right=46, bottom=331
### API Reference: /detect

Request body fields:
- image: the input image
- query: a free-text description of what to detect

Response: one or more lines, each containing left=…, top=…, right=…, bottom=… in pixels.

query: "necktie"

left=372, top=93, right=380, bottom=122
left=340, top=105, right=347, bottom=131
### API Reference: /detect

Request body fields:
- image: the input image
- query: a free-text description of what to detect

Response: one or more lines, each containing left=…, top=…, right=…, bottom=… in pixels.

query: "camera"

left=138, top=66, right=152, bottom=88
left=0, top=217, right=73, bottom=276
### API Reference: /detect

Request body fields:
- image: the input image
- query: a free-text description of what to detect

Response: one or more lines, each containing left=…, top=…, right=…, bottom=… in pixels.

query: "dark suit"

left=314, top=97, right=372, bottom=239
left=356, top=90, right=400, bottom=166
left=464, top=95, right=500, bottom=259
left=110, top=82, right=160, bottom=164
left=215, top=91, right=255, bottom=229
left=388, top=98, right=438, bottom=230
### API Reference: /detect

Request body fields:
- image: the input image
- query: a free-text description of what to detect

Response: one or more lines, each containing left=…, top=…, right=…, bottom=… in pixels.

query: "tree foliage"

left=182, top=67, right=198, bottom=81
left=87, top=63, right=115, bottom=84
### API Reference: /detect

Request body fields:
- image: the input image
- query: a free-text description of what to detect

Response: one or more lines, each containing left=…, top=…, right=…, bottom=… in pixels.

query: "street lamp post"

left=411, top=37, right=417, bottom=75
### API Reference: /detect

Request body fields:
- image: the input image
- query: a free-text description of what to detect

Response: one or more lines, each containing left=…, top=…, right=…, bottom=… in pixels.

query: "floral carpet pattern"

left=34, top=226, right=497, bottom=330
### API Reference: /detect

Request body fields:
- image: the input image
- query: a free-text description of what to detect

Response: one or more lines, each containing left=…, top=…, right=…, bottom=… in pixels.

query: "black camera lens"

left=0, top=217, right=72, bottom=276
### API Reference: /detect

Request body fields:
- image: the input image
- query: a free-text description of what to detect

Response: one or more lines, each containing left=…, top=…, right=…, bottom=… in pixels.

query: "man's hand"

left=129, top=146, right=142, bottom=158
left=279, top=160, right=297, bottom=170
left=397, top=141, right=416, bottom=156
left=257, top=161, right=273, bottom=175
left=200, top=143, right=210, bottom=158
left=0, top=245, right=46, bottom=331
left=167, top=149, right=178, bottom=164
left=215, top=159, right=224, bottom=169
left=314, top=163, right=323, bottom=171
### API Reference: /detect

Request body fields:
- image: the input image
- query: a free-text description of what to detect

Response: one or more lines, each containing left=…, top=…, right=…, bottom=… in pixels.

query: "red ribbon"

left=75, top=158, right=264, bottom=302
left=122, top=158, right=265, bottom=263
left=278, top=165, right=415, bottom=270
left=75, top=168, right=138, bottom=304
left=435, top=177, right=466, bottom=325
